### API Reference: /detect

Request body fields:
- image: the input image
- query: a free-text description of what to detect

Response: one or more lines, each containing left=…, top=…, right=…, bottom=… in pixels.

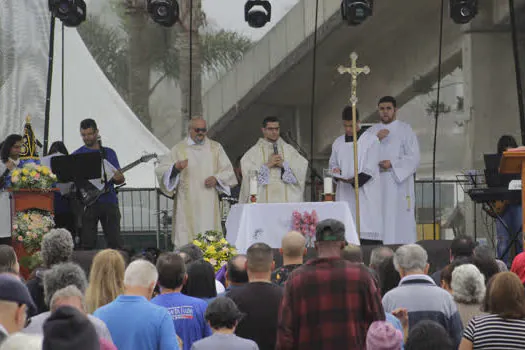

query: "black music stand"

left=50, top=152, right=102, bottom=183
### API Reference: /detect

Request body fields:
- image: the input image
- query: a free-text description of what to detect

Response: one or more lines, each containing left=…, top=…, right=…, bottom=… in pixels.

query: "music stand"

left=50, top=152, right=102, bottom=183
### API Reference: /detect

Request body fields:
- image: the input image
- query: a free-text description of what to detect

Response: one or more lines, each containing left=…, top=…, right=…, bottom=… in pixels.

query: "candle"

left=323, top=177, right=333, bottom=194
left=249, top=178, right=258, bottom=196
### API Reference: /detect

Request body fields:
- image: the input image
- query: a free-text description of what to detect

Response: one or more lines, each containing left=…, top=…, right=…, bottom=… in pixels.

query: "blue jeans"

left=496, top=203, right=523, bottom=266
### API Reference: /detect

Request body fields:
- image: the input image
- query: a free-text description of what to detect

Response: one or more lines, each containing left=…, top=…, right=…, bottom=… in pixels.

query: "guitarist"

left=73, top=119, right=124, bottom=250
left=495, top=135, right=522, bottom=266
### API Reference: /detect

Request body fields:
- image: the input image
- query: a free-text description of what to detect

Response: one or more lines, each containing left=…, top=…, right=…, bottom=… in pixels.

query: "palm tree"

left=78, top=1, right=252, bottom=137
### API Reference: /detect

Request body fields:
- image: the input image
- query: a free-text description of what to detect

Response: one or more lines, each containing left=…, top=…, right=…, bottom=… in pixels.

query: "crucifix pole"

left=337, top=52, right=370, bottom=238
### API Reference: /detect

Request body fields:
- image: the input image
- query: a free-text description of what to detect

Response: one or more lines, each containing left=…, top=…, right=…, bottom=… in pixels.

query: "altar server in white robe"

left=155, top=117, right=237, bottom=247
left=368, top=96, right=420, bottom=244
left=329, top=107, right=382, bottom=242
left=239, top=116, right=308, bottom=203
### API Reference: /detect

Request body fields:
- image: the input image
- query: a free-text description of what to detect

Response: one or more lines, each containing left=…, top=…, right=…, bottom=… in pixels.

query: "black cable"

left=43, top=15, right=56, bottom=156
left=61, top=23, right=65, bottom=142
left=509, top=0, right=525, bottom=144
left=309, top=0, right=320, bottom=201
left=432, top=0, right=445, bottom=240
left=188, top=0, right=193, bottom=120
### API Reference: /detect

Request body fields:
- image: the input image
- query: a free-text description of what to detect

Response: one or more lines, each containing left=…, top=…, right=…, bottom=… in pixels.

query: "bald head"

left=281, top=231, right=306, bottom=258
left=189, top=117, right=206, bottom=129
left=226, top=255, right=248, bottom=284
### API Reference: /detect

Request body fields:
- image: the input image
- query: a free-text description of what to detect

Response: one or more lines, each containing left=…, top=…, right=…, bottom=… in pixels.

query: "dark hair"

left=406, top=320, right=453, bottom=350
left=1, top=134, right=23, bottom=162
left=0, top=245, right=17, bottom=270
left=177, top=244, right=203, bottom=264
left=80, top=118, right=97, bottom=131
left=342, top=106, right=360, bottom=121
left=440, top=257, right=471, bottom=288
left=488, top=272, right=525, bottom=319
left=0, top=266, right=17, bottom=275
left=181, top=260, right=217, bottom=299
left=472, top=254, right=499, bottom=285
left=226, top=255, right=248, bottom=284
left=246, top=243, right=273, bottom=273
left=450, top=235, right=475, bottom=259
left=497, top=135, right=518, bottom=155
left=205, top=297, right=243, bottom=329
left=378, top=96, right=397, bottom=108
left=131, top=248, right=160, bottom=265
left=156, top=253, right=186, bottom=290
left=377, top=255, right=401, bottom=297
left=262, top=116, right=279, bottom=128
left=48, top=141, right=69, bottom=156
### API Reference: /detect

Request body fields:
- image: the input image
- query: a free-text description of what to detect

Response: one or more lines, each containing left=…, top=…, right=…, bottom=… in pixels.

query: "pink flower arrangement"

left=291, top=210, right=319, bottom=247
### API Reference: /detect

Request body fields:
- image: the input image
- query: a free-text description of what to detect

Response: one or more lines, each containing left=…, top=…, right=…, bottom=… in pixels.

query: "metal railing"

left=104, top=179, right=470, bottom=250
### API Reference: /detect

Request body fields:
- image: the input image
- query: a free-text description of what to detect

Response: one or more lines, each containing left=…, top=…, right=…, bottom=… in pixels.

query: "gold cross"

left=337, top=52, right=370, bottom=105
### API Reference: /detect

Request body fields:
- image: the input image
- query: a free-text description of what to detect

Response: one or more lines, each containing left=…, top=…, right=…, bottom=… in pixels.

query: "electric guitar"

left=485, top=199, right=509, bottom=218
left=77, top=153, right=157, bottom=207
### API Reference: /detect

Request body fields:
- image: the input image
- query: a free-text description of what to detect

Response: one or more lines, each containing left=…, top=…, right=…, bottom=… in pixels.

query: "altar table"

left=226, top=202, right=359, bottom=253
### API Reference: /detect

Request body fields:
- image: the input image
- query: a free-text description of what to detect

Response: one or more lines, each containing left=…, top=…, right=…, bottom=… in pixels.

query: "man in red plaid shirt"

left=276, top=219, right=385, bottom=350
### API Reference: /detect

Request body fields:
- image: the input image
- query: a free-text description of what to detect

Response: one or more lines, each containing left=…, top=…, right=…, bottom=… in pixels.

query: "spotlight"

left=48, top=0, right=86, bottom=27
left=341, top=0, right=373, bottom=26
left=147, top=0, right=179, bottom=27
left=449, top=0, right=478, bottom=24
left=244, top=0, right=272, bottom=28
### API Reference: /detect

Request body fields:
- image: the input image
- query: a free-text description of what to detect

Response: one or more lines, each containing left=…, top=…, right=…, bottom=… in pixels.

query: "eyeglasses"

left=193, top=128, right=207, bottom=133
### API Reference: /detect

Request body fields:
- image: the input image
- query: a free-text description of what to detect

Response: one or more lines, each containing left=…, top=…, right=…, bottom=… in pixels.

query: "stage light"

left=341, top=0, right=373, bottom=26
left=244, top=0, right=272, bottom=28
left=48, top=0, right=86, bottom=27
left=147, top=0, right=179, bottom=27
left=449, top=0, right=478, bottom=24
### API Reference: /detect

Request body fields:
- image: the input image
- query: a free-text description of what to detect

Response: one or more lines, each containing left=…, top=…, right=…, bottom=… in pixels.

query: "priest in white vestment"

left=239, top=116, right=308, bottom=203
left=329, top=107, right=382, bottom=242
left=155, top=118, right=237, bottom=247
left=368, top=96, right=420, bottom=244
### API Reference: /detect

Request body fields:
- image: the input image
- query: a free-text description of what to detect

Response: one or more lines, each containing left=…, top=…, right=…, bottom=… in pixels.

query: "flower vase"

left=305, top=236, right=315, bottom=248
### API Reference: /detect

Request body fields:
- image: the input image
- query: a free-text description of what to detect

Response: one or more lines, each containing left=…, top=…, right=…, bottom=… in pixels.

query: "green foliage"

left=79, top=14, right=253, bottom=96
left=77, top=15, right=130, bottom=99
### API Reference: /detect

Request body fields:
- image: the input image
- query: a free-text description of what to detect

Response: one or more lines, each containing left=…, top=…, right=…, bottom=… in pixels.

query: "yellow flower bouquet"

left=193, top=230, right=237, bottom=272
left=10, top=163, right=57, bottom=190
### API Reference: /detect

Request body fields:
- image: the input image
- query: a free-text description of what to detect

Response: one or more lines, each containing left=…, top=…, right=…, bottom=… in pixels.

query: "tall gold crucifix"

left=337, top=52, right=370, bottom=238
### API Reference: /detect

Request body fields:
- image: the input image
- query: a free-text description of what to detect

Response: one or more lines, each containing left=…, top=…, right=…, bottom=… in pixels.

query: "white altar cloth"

left=226, top=202, right=359, bottom=253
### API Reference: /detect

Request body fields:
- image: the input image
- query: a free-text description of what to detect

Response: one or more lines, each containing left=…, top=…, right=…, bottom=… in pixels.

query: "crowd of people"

left=0, top=220, right=524, bottom=349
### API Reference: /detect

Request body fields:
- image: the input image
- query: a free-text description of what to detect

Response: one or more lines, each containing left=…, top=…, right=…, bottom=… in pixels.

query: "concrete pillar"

left=462, top=0, right=520, bottom=240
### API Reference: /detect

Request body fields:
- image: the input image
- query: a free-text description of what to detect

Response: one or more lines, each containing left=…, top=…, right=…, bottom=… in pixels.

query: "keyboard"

left=467, top=188, right=522, bottom=203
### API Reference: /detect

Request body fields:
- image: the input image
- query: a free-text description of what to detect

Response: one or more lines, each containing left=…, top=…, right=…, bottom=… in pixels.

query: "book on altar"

left=507, top=147, right=525, bottom=152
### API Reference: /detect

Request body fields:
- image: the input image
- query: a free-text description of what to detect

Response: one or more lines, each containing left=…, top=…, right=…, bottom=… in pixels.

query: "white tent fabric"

left=0, top=0, right=169, bottom=188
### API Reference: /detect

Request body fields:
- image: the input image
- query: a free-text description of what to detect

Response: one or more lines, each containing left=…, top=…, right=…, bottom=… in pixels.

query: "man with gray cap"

left=276, top=219, right=384, bottom=350
left=0, top=274, right=36, bottom=344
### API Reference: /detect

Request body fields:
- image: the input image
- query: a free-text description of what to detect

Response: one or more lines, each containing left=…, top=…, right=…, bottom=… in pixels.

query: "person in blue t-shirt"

left=152, top=253, right=212, bottom=350
left=73, top=119, right=124, bottom=249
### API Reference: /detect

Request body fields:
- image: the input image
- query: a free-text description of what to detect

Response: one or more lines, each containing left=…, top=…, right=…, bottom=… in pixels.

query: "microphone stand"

left=98, top=138, right=109, bottom=187
left=281, top=132, right=323, bottom=198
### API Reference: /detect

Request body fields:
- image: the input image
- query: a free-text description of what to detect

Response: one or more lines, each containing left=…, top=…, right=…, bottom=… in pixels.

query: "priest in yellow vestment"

left=239, top=116, right=308, bottom=203
left=155, top=117, right=237, bottom=247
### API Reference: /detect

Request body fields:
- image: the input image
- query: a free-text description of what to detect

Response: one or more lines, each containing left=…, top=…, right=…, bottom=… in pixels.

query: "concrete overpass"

left=202, top=0, right=525, bottom=177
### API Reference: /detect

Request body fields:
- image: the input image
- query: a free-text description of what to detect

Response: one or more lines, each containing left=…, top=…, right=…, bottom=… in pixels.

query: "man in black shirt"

left=271, top=231, right=305, bottom=286
left=227, top=243, right=283, bottom=350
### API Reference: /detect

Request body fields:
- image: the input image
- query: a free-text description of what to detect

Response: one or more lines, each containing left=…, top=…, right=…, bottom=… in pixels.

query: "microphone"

left=273, top=142, right=278, bottom=155
left=97, top=136, right=106, bottom=159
